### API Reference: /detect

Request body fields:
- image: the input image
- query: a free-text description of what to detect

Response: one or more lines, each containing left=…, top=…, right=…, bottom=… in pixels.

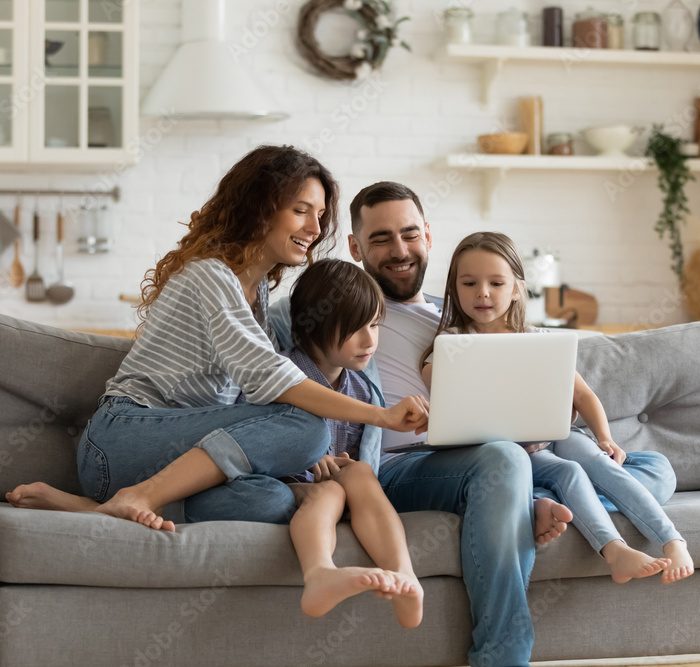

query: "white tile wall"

left=1, top=0, right=700, bottom=329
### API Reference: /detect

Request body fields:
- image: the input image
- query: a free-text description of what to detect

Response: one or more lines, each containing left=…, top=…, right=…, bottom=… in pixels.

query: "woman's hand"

left=598, top=439, right=626, bottom=465
left=378, top=396, right=430, bottom=434
left=311, top=452, right=355, bottom=482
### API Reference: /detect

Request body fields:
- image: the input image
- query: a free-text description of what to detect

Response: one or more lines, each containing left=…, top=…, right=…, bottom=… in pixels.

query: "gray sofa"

left=0, top=314, right=698, bottom=667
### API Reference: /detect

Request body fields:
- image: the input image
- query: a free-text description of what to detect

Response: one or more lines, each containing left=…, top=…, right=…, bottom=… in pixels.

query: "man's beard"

left=365, top=258, right=427, bottom=302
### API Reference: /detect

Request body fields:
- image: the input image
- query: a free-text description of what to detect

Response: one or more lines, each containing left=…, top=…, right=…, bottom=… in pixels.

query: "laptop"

left=384, top=332, right=579, bottom=453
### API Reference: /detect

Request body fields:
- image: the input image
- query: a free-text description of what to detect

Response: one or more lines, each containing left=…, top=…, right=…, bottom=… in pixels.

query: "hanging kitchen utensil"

left=8, top=202, right=25, bottom=288
left=46, top=208, right=75, bottom=305
left=25, top=203, right=46, bottom=302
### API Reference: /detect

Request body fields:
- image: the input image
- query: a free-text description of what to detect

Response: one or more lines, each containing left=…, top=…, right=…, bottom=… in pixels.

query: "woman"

left=7, top=145, right=429, bottom=531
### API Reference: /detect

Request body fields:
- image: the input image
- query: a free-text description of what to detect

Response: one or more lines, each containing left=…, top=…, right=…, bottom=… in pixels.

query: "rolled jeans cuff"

left=196, top=428, right=253, bottom=481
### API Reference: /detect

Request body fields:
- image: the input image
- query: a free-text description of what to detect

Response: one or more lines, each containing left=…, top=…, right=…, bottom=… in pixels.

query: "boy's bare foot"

left=603, top=540, right=670, bottom=584
left=301, top=566, right=398, bottom=618
left=661, top=540, right=695, bottom=584
left=534, top=498, right=573, bottom=545
left=96, top=488, right=176, bottom=532
left=5, top=482, right=99, bottom=512
left=387, top=571, right=424, bottom=628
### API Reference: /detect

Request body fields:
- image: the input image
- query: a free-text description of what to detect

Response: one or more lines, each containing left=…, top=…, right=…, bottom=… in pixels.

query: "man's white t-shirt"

left=375, top=298, right=441, bottom=455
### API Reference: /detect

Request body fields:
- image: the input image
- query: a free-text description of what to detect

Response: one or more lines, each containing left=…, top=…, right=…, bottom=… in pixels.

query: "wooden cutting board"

left=684, top=249, right=700, bottom=319
left=545, top=286, right=599, bottom=326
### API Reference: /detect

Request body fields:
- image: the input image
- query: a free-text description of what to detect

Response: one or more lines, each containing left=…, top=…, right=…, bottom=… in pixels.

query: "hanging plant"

left=297, top=0, right=410, bottom=81
left=645, top=125, right=695, bottom=286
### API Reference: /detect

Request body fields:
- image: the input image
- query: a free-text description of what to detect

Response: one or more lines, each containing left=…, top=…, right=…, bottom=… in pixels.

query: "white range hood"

left=141, top=0, right=288, bottom=121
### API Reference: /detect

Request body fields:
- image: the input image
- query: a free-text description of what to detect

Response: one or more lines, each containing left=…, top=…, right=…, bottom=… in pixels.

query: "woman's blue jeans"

left=76, top=396, right=330, bottom=524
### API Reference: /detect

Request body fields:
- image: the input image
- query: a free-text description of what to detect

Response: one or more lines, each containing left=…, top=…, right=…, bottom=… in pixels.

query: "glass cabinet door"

left=0, top=0, right=29, bottom=160
left=32, top=0, right=135, bottom=162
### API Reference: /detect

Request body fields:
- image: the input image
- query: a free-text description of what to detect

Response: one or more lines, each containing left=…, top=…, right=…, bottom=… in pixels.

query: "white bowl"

left=583, top=125, right=639, bottom=157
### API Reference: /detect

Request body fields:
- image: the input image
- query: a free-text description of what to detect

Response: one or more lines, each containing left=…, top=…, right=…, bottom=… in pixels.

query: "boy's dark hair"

left=290, top=259, right=385, bottom=360
left=349, top=181, right=425, bottom=234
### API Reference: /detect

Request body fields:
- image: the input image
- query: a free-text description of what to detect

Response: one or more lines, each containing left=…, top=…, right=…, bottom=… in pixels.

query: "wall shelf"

left=445, top=43, right=700, bottom=105
left=445, top=154, right=700, bottom=218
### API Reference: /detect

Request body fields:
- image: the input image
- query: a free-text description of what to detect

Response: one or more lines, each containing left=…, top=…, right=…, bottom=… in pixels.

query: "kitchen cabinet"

left=0, top=0, right=139, bottom=169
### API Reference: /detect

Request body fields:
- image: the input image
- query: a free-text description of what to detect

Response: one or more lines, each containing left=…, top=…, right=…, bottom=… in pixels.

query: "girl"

left=278, top=258, right=422, bottom=627
left=6, top=145, right=428, bottom=543
left=420, top=231, right=694, bottom=586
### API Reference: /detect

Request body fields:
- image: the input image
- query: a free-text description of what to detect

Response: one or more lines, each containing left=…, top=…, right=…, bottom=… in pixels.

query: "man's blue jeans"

left=377, top=442, right=677, bottom=667
left=77, top=396, right=329, bottom=524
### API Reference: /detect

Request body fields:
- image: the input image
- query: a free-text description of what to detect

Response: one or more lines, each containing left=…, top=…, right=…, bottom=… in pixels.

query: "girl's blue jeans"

left=76, top=396, right=330, bottom=524
left=531, top=429, right=682, bottom=552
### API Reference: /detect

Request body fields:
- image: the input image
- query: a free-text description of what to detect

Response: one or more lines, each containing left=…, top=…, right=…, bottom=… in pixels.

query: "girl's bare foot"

left=387, top=571, right=424, bottom=628
left=534, top=498, right=573, bottom=545
left=662, top=540, right=695, bottom=584
left=5, top=482, right=98, bottom=512
left=603, top=540, right=670, bottom=584
left=96, top=487, right=176, bottom=532
left=301, top=566, right=398, bottom=618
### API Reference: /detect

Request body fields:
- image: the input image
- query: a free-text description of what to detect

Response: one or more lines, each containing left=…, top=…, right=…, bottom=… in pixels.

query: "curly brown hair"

left=137, top=145, right=339, bottom=327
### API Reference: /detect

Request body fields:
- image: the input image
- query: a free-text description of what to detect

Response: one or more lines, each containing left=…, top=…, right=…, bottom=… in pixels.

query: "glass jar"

left=606, top=13, right=625, bottom=49
left=547, top=133, right=574, bottom=156
left=444, top=8, right=474, bottom=46
left=633, top=12, right=662, bottom=50
left=573, top=8, right=608, bottom=48
left=497, top=8, right=531, bottom=47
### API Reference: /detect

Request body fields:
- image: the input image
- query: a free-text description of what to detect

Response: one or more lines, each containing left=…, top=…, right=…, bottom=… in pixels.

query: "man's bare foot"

left=662, top=540, right=695, bottom=584
left=301, top=566, right=398, bottom=618
left=534, top=498, right=573, bottom=545
left=387, top=572, right=424, bottom=628
left=5, top=482, right=99, bottom=512
left=602, top=540, right=670, bottom=584
left=96, top=487, right=176, bottom=532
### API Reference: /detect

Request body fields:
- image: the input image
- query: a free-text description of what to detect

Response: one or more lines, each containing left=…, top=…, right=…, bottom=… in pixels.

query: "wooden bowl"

left=477, top=132, right=529, bottom=155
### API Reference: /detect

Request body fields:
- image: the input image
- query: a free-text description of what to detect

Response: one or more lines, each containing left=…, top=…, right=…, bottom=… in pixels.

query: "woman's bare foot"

left=301, top=566, right=398, bottom=617
left=96, top=487, right=176, bottom=532
left=602, top=540, right=670, bottom=584
left=661, top=540, right=695, bottom=584
left=5, top=482, right=99, bottom=512
left=534, top=498, right=573, bottom=545
left=387, top=571, right=424, bottom=628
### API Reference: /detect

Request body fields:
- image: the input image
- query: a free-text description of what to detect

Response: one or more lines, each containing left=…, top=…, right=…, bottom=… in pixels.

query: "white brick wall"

left=1, top=0, right=700, bottom=329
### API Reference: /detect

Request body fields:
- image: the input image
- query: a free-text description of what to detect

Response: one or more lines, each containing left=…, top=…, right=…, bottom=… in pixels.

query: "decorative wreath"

left=297, top=0, right=410, bottom=81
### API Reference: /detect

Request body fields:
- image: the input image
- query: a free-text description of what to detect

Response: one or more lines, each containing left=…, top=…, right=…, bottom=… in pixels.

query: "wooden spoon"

left=8, top=204, right=25, bottom=288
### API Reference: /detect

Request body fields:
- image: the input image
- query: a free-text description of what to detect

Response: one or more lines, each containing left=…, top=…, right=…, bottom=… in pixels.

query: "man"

left=345, top=181, right=678, bottom=667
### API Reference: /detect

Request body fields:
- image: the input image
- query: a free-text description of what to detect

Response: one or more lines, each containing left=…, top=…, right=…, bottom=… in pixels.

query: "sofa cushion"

left=577, top=323, right=700, bottom=491
left=1, top=494, right=697, bottom=588
left=0, top=506, right=462, bottom=587
left=0, top=315, right=131, bottom=497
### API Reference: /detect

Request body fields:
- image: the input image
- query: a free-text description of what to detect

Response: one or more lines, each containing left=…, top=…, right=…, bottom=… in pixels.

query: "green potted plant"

left=645, top=125, right=695, bottom=287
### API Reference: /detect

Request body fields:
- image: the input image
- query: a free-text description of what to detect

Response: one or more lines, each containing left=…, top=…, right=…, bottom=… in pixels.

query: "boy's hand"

left=598, top=439, right=626, bottom=465
left=379, top=396, right=430, bottom=434
left=311, top=452, right=355, bottom=482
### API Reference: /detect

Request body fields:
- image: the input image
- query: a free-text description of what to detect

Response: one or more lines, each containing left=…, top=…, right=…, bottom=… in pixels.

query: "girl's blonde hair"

left=420, top=232, right=528, bottom=367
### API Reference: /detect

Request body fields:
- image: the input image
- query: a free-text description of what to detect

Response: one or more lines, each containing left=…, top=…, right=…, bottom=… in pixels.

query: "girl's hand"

left=379, top=396, right=430, bottom=434
left=311, top=452, right=355, bottom=482
left=598, top=439, right=626, bottom=465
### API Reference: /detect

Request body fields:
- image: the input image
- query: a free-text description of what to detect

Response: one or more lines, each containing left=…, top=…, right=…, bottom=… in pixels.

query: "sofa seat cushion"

left=0, top=505, right=462, bottom=588
left=531, top=491, right=700, bottom=582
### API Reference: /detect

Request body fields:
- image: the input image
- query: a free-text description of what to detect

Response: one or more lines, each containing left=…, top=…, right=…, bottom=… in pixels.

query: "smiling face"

left=455, top=249, right=521, bottom=333
left=348, top=199, right=432, bottom=303
left=262, top=178, right=327, bottom=268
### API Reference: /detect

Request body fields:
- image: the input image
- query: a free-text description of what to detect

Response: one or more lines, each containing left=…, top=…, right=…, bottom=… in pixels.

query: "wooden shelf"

left=445, top=43, right=700, bottom=105
left=445, top=154, right=700, bottom=217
